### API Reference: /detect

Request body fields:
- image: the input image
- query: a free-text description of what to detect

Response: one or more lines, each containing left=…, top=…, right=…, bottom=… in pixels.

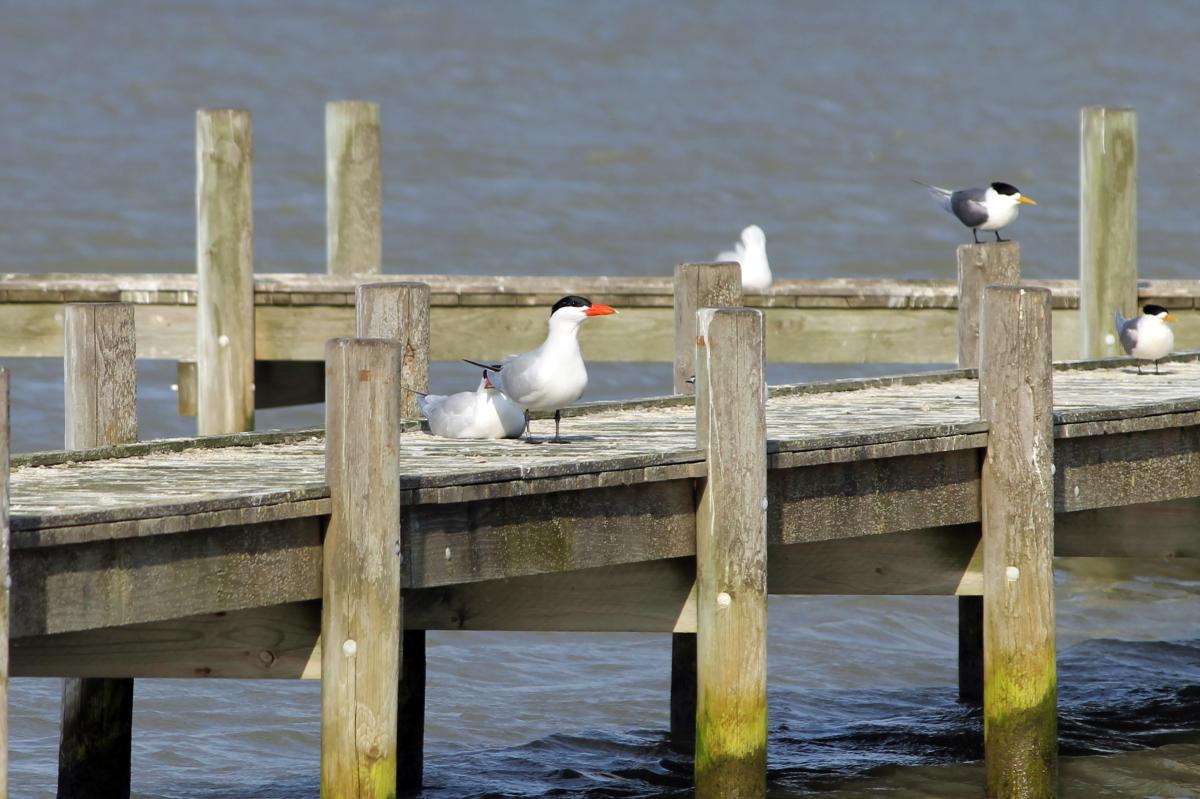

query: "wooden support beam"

left=1080, top=106, right=1137, bottom=358
left=323, top=337, right=405, bottom=797
left=693, top=308, right=767, bottom=798
left=980, top=286, right=1057, bottom=796
left=0, top=368, right=9, bottom=798
left=356, top=282, right=431, bottom=423
left=673, top=263, right=742, bottom=395
left=327, top=101, right=382, bottom=277
left=59, top=303, right=138, bottom=798
left=196, top=108, right=255, bottom=435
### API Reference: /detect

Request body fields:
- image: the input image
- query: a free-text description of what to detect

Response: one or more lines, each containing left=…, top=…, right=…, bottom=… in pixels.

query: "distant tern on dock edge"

left=716, top=224, right=772, bottom=291
left=1115, top=305, right=1176, bottom=374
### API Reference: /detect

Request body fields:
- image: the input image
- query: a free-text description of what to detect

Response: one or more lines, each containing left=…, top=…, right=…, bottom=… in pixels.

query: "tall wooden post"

left=670, top=262, right=742, bottom=753
left=58, top=303, right=138, bottom=798
left=327, top=101, right=382, bottom=277
left=694, top=308, right=767, bottom=798
left=197, top=108, right=255, bottom=435
left=1080, top=106, right=1137, bottom=359
left=0, top=368, right=10, bottom=799
left=354, top=284, right=428, bottom=788
left=979, top=286, right=1057, bottom=797
left=955, top=240, right=1019, bottom=705
left=355, top=282, right=431, bottom=423
left=323, top=338, right=405, bottom=797
left=674, top=263, right=743, bottom=395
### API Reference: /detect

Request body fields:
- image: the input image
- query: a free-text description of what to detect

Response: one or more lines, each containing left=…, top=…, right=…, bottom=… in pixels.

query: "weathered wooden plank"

left=1081, top=106, right=1137, bottom=358
left=694, top=308, right=767, bottom=798
left=196, top=109, right=255, bottom=435
left=980, top=285, right=1056, bottom=796
left=322, top=337, right=405, bottom=797
left=60, top=302, right=139, bottom=799
left=673, top=263, right=741, bottom=394
left=1056, top=498, right=1200, bottom=558
left=326, top=101, right=382, bottom=277
left=957, top=241, right=1020, bottom=369
left=0, top=369, right=9, bottom=796
left=357, top=282, right=431, bottom=423
left=1055, top=425, right=1200, bottom=513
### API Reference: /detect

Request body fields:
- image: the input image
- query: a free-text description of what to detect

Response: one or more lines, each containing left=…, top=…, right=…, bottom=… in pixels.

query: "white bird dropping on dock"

left=717, top=224, right=772, bottom=291
left=417, top=376, right=526, bottom=439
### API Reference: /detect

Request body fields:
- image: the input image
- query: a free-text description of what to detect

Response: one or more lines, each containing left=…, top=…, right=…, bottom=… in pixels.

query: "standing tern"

left=464, top=295, right=617, bottom=443
left=716, top=224, right=772, bottom=291
left=914, top=181, right=1037, bottom=243
left=417, top=372, right=526, bottom=439
left=1115, top=305, right=1175, bottom=374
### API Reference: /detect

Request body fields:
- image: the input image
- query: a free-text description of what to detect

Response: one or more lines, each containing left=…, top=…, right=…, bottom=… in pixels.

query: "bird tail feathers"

left=912, top=179, right=953, bottom=212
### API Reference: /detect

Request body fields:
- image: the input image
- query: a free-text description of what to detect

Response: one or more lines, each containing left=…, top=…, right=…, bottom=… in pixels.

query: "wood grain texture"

left=1081, top=106, right=1137, bottom=358
left=694, top=308, right=767, bottom=798
left=0, top=369, right=9, bottom=797
left=673, top=263, right=741, bottom=394
left=356, top=282, right=431, bottom=423
left=326, top=101, right=382, bottom=277
left=196, top=109, right=255, bottom=435
left=979, top=286, right=1057, bottom=795
left=322, top=338, right=404, bottom=797
left=956, top=241, right=1020, bottom=369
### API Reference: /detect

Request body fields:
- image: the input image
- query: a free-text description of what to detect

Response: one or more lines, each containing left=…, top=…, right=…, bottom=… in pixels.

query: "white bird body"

left=1115, top=306, right=1175, bottom=371
left=418, top=377, right=526, bottom=439
left=717, top=224, right=772, bottom=291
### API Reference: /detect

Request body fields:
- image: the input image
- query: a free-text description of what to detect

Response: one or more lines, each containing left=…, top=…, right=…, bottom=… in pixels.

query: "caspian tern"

left=417, top=372, right=526, bottom=439
left=464, top=295, right=617, bottom=443
left=716, top=224, right=772, bottom=291
left=1115, top=305, right=1175, bottom=374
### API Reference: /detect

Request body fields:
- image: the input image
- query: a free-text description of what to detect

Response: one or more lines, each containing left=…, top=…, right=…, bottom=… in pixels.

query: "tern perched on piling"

left=1115, top=305, right=1176, bottom=374
left=915, top=181, right=1037, bottom=243
left=465, top=295, right=617, bottom=443
left=717, top=224, right=772, bottom=291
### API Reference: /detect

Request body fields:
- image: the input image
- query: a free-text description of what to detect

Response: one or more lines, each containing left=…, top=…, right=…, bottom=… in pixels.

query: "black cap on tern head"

left=1143, top=304, right=1170, bottom=316
left=990, top=182, right=1021, bottom=196
left=551, top=295, right=593, bottom=316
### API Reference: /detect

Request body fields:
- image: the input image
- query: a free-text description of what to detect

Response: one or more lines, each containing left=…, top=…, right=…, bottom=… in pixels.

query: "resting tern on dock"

left=915, top=180, right=1037, bottom=243
left=417, top=372, right=526, bottom=439
left=716, top=224, right=772, bottom=291
left=1115, top=304, right=1176, bottom=374
left=465, top=295, right=617, bottom=443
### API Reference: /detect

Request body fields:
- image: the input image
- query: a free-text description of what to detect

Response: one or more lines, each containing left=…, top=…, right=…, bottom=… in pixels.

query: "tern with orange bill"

left=914, top=180, right=1037, bottom=243
left=464, top=295, right=617, bottom=443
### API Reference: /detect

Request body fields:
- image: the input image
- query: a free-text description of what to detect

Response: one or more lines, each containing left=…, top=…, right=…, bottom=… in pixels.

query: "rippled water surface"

left=4, top=2, right=1200, bottom=796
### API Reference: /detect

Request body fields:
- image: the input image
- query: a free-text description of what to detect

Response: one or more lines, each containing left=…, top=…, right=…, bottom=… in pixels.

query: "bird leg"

left=1155, top=360, right=1161, bottom=375
left=972, top=229, right=981, bottom=244
left=1136, top=363, right=1143, bottom=375
left=994, top=231, right=1007, bottom=242
left=546, top=409, right=568, bottom=444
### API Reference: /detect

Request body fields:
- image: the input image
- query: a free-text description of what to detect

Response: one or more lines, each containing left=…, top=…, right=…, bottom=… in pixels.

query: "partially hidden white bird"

left=417, top=372, right=526, bottom=439
left=717, top=224, right=772, bottom=291
left=914, top=180, right=1037, bottom=243
left=464, top=295, right=617, bottom=443
left=1115, top=304, right=1176, bottom=374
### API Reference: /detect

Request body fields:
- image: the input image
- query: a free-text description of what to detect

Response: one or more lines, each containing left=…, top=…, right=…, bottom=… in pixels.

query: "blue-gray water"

left=4, top=2, right=1200, bottom=796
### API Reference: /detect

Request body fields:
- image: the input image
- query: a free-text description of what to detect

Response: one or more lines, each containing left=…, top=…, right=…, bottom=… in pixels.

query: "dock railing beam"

left=0, top=368, right=10, bottom=798
left=58, top=303, right=138, bottom=798
left=356, top=282, right=431, bottom=425
left=1080, top=106, right=1137, bottom=359
left=694, top=307, right=767, bottom=798
left=197, top=108, right=255, bottom=436
left=354, top=282, right=429, bottom=787
left=955, top=240, right=1020, bottom=705
left=979, top=285, right=1057, bottom=796
left=670, top=262, right=742, bottom=753
left=323, top=337, right=405, bottom=797
left=327, top=101, right=382, bottom=277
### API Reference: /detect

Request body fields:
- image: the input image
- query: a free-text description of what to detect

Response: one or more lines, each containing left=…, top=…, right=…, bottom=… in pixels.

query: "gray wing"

left=913, top=180, right=953, bottom=213
left=949, top=188, right=989, bottom=228
left=1115, top=311, right=1137, bottom=354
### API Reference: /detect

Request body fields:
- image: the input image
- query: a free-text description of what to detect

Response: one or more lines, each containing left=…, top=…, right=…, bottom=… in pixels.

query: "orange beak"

left=1166, top=313, right=1177, bottom=322
left=1018, top=196, right=1038, bottom=205
left=585, top=303, right=617, bottom=316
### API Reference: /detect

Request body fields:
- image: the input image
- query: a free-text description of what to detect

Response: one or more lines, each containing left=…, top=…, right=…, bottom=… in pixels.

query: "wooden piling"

left=0, top=369, right=9, bottom=799
left=693, top=307, right=767, bottom=798
left=196, top=108, right=255, bottom=436
left=355, top=282, right=431, bottom=423
left=673, top=263, right=742, bottom=395
left=1080, top=106, right=1137, bottom=359
left=955, top=241, right=1019, bottom=705
left=979, top=286, right=1056, bottom=796
left=59, top=303, right=139, bottom=798
left=323, top=337, right=404, bottom=798
left=327, top=101, right=382, bottom=277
